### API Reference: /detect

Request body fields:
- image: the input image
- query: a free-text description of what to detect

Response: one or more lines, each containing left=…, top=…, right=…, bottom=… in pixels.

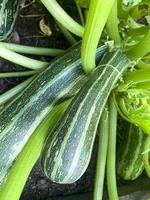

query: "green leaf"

left=115, top=86, right=150, bottom=135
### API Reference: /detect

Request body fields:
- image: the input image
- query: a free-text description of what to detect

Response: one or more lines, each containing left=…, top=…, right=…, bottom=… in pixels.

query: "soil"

left=0, top=1, right=98, bottom=199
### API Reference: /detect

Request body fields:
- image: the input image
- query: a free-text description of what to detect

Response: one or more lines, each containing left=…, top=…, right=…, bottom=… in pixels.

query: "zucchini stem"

left=127, top=30, right=150, bottom=60
left=0, top=47, right=49, bottom=70
left=81, top=0, right=115, bottom=75
left=107, top=95, right=119, bottom=200
left=56, top=22, right=77, bottom=45
left=106, top=0, right=122, bottom=48
left=137, top=60, right=150, bottom=70
left=0, top=42, right=65, bottom=56
left=122, top=69, right=150, bottom=86
left=93, top=106, right=109, bottom=200
left=0, top=70, right=37, bottom=78
left=0, top=77, right=33, bottom=105
left=40, top=0, right=84, bottom=37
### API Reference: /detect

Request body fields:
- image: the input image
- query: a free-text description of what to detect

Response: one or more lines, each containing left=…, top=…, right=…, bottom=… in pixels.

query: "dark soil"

left=0, top=1, right=98, bottom=199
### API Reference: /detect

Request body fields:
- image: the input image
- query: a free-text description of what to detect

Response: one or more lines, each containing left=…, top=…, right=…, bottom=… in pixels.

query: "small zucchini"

left=117, top=123, right=146, bottom=180
left=41, top=50, right=132, bottom=184
left=0, top=0, right=20, bottom=41
left=0, top=42, right=107, bottom=186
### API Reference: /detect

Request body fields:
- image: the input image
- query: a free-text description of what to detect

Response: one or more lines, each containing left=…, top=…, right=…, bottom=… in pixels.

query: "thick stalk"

left=0, top=47, right=48, bottom=70
left=40, top=0, right=84, bottom=37
left=137, top=60, right=150, bottom=70
left=107, top=95, right=119, bottom=200
left=106, top=0, right=122, bottom=48
left=127, top=30, right=150, bottom=60
left=122, top=69, right=150, bottom=86
left=81, top=0, right=115, bottom=74
left=93, top=106, right=109, bottom=200
left=0, top=42, right=64, bottom=56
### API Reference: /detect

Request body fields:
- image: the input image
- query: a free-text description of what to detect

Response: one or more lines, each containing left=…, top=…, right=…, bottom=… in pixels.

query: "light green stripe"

left=125, top=128, right=143, bottom=179
left=63, top=59, right=128, bottom=181
left=50, top=66, right=108, bottom=179
left=0, top=77, right=80, bottom=181
left=51, top=51, right=128, bottom=181
left=0, top=64, right=78, bottom=135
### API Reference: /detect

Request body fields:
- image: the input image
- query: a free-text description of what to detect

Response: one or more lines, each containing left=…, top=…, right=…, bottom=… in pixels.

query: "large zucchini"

left=0, top=0, right=20, bottom=41
left=117, top=124, right=145, bottom=180
left=41, top=50, right=132, bottom=184
left=0, top=43, right=107, bottom=186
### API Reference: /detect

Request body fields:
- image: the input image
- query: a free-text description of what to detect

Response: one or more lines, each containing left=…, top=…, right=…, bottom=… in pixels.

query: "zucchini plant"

left=0, top=0, right=150, bottom=200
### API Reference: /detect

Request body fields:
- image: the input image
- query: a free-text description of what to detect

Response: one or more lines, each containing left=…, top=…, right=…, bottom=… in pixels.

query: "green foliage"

left=115, top=87, right=150, bottom=135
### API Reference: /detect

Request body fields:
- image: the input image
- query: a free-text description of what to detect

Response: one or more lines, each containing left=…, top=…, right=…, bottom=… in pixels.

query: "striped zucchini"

left=0, top=0, right=20, bottom=41
left=41, top=50, right=132, bottom=184
left=117, top=123, right=146, bottom=180
left=0, top=42, right=107, bottom=186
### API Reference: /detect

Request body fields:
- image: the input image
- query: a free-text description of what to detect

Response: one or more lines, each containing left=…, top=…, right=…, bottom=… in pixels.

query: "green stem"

left=40, top=0, right=84, bottom=37
left=131, top=82, right=150, bottom=89
left=0, top=70, right=37, bottom=78
left=127, top=30, right=150, bottom=60
left=0, top=42, right=64, bottom=56
left=75, top=2, right=85, bottom=26
left=137, top=60, right=150, bottom=70
left=0, top=77, right=33, bottom=105
left=81, top=0, right=115, bottom=74
left=123, top=69, right=150, bottom=85
left=56, top=22, right=77, bottom=45
left=0, top=100, right=71, bottom=200
left=106, top=0, right=122, bottom=48
left=107, top=95, right=119, bottom=200
left=142, top=136, right=150, bottom=178
left=93, top=106, right=109, bottom=200
left=0, top=47, right=49, bottom=70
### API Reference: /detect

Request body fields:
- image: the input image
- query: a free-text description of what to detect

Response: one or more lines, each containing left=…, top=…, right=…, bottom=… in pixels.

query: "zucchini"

left=0, top=42, right=107, bottom=186
left=117, top=123, right=145, bottom=180
left=41, top=50, right=132, bottom=184
left=0, top=0, right=20, bottom=41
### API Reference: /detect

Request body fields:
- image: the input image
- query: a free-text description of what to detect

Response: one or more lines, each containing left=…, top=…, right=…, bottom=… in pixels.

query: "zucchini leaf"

left=115, top=85, right=150, bottom=135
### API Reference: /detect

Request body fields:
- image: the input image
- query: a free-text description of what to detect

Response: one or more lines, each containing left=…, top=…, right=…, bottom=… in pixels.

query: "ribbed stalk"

left=93, top=106, right=109, bottom=200
left=81, top=0, right=115, bottom=74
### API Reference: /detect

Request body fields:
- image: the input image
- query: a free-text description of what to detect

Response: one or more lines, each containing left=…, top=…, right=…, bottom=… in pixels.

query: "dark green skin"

left=0, top=0, right=20, bottom=40
left=41, top=50, right=132, bottom=184
left=117, top=123, right=145, bottom=180
left=0, top=43, right=107, bottom=186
